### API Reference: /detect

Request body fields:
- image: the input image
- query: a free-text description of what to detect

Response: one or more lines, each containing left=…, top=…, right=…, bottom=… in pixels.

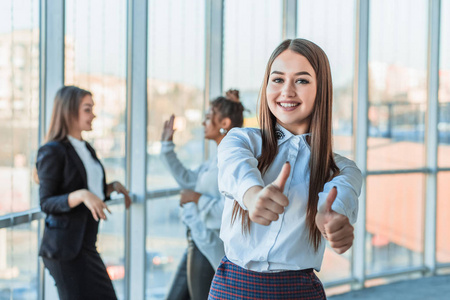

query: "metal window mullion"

left=126, top=0, right=148, bottom=299
left=39, top=1, right=65, bottom=300
left=204, top=0, right=223, bottom=160
left=424, top=0, right=440, bottom=276
left=352, top=0, right=369, bottom=290
left=282, top=0, right=297, bottom=39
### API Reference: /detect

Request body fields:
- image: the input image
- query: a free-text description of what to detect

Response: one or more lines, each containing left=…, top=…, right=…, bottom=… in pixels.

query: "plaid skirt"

left=208, top=256, right=326, bottom=300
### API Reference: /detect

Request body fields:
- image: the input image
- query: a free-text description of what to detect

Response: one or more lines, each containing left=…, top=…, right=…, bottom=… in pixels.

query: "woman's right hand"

left=161, top=114, right=175, bottom=141
left=243, top=162, right=291, bottom=226
left=68, top=189, right=111, bottom=221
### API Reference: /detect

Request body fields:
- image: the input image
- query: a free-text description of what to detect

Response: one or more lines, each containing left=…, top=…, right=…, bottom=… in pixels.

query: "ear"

left=220, top=117, right=232, bottom=130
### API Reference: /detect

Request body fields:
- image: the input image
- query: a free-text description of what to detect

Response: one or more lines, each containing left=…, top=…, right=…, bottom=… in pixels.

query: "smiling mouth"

left=277, top=102, right=300, bottom=108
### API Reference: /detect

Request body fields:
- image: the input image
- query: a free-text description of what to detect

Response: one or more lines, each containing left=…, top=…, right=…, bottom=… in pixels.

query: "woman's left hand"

left=179, top=189, right=201, bottom=206
left=110, top=181, right=132, bottom=209
left=315, top=187, right=354, bottom=254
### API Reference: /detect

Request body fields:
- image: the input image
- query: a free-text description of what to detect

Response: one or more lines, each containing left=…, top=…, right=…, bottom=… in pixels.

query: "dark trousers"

left=166, top=234, right=216, bottom=300
left=43, top=249, right=117, bottom=300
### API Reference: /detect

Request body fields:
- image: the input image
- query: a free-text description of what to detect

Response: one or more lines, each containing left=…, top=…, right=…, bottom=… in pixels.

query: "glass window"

left=146, top=0, right=205, bottom=297
left=437, top=172, right=450, bottom=264
left=368, top=0, right=428, bottom=171
left=146, top=196, right=186, bottom=299
left=65, top=1, right=127, bottom=298
left=223, top=0, right=283, bottom=127
left=147, top=0, right=206, bottom=191
left=365, top=174, right=424, bottom=274
left=0, top=221, right=39, bottom=299
left=438, top=0, right=450, bottom=168
left=0, top=0, right=40, bottom=215
left=298, top=0, right=356, bottom=158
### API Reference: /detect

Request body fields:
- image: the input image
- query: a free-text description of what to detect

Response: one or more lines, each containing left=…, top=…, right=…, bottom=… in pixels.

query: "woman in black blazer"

left=36, top=86, right=131, bottom=300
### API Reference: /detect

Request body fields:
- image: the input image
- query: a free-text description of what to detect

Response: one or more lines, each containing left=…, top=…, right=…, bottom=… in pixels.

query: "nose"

left=281, top=81, right=296, bottom=98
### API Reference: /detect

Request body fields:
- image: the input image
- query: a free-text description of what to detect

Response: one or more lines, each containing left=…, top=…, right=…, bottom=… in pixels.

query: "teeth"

left=279, top=103, right=299, bottom=108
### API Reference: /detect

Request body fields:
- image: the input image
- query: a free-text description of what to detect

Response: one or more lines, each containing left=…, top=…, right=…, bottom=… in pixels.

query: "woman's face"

left=266, top=49, right=317, bottom=135
left=202, top=107, right=221, bottom=141
left=75, top=95, right=96, bottom=132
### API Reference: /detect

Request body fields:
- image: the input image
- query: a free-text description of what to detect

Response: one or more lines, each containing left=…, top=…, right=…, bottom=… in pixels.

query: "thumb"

left=325, top=187, right=337, bottom=213
left=272, top=162, right=291, bottom=192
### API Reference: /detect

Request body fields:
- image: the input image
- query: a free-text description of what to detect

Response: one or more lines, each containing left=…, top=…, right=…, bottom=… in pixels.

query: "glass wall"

left=439, top=0, right=450, bottom=168
left=0, top=221, right=39, bottom=299
left=366, top=0, right=428, bottom=277
left=297, top=1, right=356, bottom=283
left=223, top=0, right=283, bottom=127
left=437, top=172, right=450, bottom=264
left=0, top=0, right=40, bottom=215
left=65, top=1, right=128, bottom=298
left=367, top=0, right=428, bottom=171
left=146, top=0, right=205, bottom=298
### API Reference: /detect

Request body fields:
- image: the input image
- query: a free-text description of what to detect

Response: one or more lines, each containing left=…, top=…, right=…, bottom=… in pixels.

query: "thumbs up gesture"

left=243, top=162, right=291, bottom=226
left=315, top=187, right=354, bottom=254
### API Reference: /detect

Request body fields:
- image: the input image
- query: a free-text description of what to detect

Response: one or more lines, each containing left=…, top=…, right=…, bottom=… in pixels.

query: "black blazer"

left=36, top=138, right=108, bottom=261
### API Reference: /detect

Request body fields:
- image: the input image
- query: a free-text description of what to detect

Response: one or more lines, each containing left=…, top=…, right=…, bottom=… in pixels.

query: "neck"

left=68, top=129, right=83, bottom=141
left=215, top=135, right=225, bottom=145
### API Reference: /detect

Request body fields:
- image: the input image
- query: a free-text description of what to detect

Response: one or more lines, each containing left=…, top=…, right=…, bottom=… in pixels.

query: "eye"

left=296, top=78, right=310, bottom=84
left=272, top=78, right=284, bottom=83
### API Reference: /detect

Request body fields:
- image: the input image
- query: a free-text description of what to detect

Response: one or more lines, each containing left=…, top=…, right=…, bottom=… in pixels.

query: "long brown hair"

left=231, top=39, right=340, bottom=251
left=33, top=86, right=91, bottom=184
left=45, top=85, right=92, bottom=143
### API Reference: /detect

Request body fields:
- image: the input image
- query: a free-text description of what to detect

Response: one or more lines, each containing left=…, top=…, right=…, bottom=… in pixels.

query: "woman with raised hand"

left=160, top=90, right=245, bottom=300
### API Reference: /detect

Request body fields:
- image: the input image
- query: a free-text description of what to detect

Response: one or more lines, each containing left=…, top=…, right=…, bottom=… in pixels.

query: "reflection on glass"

left=297, top=0, right=356, bottom=160
left=437, top=172, right=450, bottom=264
left=98, top=201, right=126, bottom=299
left=438, top=0, right=450, bottom=168
left=366, top=174, right=424, bottom=275
left=146, top=196, right=187, bottom=300
left=0, top=0, right=40, bottom=215
left=65, top=0, right=127, bottom=184
left=147, top=0, right=205, bottom=191
left=368, top=0, right=428, bottom=171
left=0, top=221, right=39, bottom=299
left=223, top=0, right=282, bottom=127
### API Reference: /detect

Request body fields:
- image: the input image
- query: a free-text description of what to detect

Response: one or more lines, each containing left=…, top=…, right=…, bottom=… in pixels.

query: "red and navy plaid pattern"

left=208, top=257, right=326, bottom=300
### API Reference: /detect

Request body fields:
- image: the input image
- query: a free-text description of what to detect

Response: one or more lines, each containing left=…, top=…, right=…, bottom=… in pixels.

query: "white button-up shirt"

left=160, top=141, right=225, bottom=269
left=217, top=125, right=362, bottom=272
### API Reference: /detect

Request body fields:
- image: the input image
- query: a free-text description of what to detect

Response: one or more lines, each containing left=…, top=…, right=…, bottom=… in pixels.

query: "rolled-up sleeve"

left=317, top=154, right=363, bottom=224
left=217, top=128, right=264, bottom=210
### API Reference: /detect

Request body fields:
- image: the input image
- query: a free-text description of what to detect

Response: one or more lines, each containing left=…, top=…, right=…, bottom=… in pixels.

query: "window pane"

left=368, top=0, right=428, bottom=171
left=366, top=174, right=424, bottom=274
left=0, top=0, right=40, bottom=215
left=65, top=0, right=127, bottom=184
left=146, top=196, right=187, bottom=299
left=0, top=221, right=39, bottom=299
left=439, top=0, right=450, bottom=168
left=98, top=202, right=126, bottom=299
left=297, top=0, right=356, bottom=162
left=147, top=0, right=205, bottom=191
left=437, top=172, right=450, bottom=264
left=223, top=0, right=282, bottom=127
left=65, top=1, right=127, bottom=298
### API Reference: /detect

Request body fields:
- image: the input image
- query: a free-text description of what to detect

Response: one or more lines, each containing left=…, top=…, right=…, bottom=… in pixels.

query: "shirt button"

left=259, top=256, right=265, bottom=261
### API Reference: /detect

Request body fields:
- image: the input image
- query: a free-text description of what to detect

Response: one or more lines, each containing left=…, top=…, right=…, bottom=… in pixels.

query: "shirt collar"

left=275, top=123, right=311, bottom=145
left=67, top=135, right=86, bottom=148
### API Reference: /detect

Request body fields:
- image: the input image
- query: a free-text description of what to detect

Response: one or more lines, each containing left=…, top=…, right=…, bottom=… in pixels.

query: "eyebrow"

left=270, top=71, right=312, bottom=77
left=82, top=103, right=93, bottom=107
